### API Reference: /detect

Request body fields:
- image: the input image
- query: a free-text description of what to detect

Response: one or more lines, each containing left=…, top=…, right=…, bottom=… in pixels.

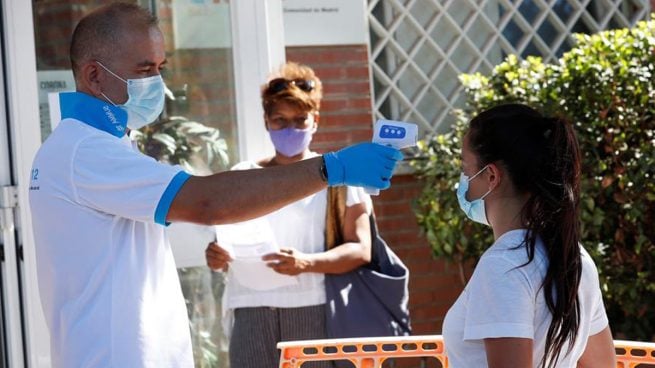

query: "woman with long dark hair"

left=443, top=104, right=616, bottom=367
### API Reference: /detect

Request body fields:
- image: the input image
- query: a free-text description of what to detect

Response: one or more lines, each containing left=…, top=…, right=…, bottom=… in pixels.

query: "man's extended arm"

left=168, top=156, right=325, bottom=225
left=167, top=143, right=402, bottom=225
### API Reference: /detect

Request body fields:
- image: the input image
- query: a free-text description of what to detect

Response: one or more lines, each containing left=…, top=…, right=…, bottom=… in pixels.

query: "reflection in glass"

left=179, top=267, right=229, bottom=368
left=153, top=0, right=238, bottom=175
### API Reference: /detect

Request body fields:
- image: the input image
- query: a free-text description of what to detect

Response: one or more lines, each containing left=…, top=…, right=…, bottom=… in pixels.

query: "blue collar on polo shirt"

left=59, top=92, right=128, bottom=138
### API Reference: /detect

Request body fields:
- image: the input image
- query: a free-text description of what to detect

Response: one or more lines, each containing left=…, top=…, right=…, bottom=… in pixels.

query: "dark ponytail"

left=467, top=104, right=582, bottom=368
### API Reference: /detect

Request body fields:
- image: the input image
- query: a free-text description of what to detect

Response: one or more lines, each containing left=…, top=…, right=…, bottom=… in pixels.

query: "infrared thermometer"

left=366, top=119, right=418, bottom=195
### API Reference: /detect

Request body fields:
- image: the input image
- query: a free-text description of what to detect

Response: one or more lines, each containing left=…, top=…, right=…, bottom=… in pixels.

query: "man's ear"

left=78, top=62, right=103, bottom=97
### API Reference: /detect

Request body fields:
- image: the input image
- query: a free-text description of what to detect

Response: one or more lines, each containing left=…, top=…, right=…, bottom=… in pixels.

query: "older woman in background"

left=206, top=62, right=374, bottom=368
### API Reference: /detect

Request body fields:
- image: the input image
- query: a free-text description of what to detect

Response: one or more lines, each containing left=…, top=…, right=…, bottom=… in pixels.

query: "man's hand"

left=205, top=241, right=232, bottom=272
left=323, top=142, right=403, bottom=189
left=262, top=248, right=312, bottom=276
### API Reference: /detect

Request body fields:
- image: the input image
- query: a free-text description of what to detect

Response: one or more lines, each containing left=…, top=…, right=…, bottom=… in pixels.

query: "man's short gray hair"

left=70, top=2, right=158, bottom=79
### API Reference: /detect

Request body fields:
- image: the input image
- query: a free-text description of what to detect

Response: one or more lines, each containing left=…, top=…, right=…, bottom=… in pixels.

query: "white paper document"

left=215, top=218, right=298, bottom=291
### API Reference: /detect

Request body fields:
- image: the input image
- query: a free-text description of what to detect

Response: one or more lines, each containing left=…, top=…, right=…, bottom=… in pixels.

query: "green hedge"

left=412, top=18, right=655, bottom=340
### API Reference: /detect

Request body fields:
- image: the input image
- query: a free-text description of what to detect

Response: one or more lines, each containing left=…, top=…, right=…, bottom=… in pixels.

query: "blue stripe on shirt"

left=154, top=171, right=192, bottom=226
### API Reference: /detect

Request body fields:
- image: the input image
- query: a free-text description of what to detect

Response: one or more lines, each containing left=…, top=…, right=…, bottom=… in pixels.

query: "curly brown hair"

left=261, top=62, right=323, bottom=116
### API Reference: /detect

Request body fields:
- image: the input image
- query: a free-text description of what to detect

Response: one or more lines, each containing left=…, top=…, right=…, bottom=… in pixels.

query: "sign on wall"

left=282, top=0, right=368, bottom=46
left=37, top=70, right=75, bottom=140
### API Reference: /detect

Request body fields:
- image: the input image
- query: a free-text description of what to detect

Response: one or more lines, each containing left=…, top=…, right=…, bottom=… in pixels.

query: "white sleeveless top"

left=223, top=160, right=372, bottom=310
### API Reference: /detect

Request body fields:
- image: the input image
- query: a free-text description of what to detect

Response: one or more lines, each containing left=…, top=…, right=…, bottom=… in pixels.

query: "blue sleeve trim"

left=154, top=171, right=192, bottom=226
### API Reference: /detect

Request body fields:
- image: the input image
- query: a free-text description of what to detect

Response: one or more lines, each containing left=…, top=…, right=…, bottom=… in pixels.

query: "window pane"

left=153, top=0, right=239, bottom=175
left=368, top=0, right=651, bottom=134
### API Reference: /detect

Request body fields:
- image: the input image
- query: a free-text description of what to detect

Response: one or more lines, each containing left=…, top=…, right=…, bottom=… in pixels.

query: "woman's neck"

left=488, top=193, right=529, bottom=240
left=262, top=149, right=314, bottom=167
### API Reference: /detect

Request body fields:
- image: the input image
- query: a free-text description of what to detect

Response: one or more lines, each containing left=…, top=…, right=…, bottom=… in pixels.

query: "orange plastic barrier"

left=277, top=335, right=447, bottom=368
left=615, top=340, right=655, bottom=368
left=278, top=335, right=655, bottom=368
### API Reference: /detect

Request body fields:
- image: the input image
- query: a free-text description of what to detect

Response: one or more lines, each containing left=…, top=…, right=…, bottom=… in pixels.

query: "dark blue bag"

left=324, top=187, right=411, bottom=339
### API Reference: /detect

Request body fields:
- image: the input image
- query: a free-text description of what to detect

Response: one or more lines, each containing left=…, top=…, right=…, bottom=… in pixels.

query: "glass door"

left=32, top=1, right=237, bottom=366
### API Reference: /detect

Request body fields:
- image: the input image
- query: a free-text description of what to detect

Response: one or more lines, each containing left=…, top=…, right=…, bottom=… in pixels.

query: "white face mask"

left=456, top=165, right=493, bottom=226
left=97, top=61, right=166, bottom=130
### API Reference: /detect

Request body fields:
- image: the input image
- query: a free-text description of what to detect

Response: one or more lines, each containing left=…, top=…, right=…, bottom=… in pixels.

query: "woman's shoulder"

left=579, top=246, right=602, bottom=283
left=483, top=229, right=548, bottom=272
left=486, top=229, right=529, bottom=256
left=345, top=186, right=373, bottom=214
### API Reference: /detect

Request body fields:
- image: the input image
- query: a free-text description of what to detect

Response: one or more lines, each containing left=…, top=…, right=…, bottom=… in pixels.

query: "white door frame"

left=2, top=0, right=48, bottom=366
left=1, top=0, right=287, bottom=366
left=0, top=14, right=26, bottom=368
left=231, top=0, right=285, bottom=162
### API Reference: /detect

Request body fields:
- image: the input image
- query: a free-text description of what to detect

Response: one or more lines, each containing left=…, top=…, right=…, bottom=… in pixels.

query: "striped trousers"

left=229, top=304, right=334, bottom=368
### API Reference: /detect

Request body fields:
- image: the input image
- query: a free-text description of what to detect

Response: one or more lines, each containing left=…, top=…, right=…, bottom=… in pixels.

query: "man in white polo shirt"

left=28, top=3, right=402, bottom=368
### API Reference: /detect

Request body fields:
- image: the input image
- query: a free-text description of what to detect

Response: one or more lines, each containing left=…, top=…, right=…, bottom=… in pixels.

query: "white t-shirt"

left=443, top=229, right=608, bottom=368
left=29, top=118, right=193, bottom=368
left=222, top=160, right=373, bottom=310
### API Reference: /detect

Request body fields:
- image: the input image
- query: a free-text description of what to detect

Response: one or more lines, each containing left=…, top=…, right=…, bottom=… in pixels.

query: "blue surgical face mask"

left=268, top=126, right=315, bottom=157
left=97, top=61, right=165, bottom=130
left=456, top=165, right=493, bottom=226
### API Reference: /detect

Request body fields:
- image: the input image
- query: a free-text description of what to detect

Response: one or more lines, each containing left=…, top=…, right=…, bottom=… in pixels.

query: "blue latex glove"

left=323, top=143, right=403, bottom=189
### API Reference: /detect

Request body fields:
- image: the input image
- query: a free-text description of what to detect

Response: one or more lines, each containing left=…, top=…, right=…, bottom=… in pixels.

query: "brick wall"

left=375, top=175, right=464, bottom=334
left=287, top=46, right=374, bottom=153
left=288, top=45, right=463, bottom=335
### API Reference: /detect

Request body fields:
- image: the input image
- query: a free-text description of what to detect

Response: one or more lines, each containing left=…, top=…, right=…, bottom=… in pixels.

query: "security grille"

left=368, top=0, right=651, bottom=134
